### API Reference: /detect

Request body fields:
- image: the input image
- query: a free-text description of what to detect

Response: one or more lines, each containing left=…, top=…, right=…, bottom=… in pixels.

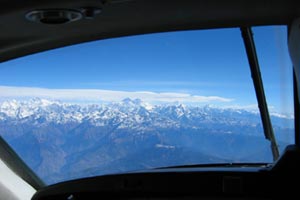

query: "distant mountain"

left=0, top=98, right=294, bottom=184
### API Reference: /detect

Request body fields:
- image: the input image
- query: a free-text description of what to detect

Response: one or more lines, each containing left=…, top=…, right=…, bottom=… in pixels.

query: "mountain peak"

left=121, top=98, right=143, bottom=106
left=133, top=98, right=142, bottom=105
left=29, top=97, right=55, bottom=106
left=122, top=97, right=132, bottom=103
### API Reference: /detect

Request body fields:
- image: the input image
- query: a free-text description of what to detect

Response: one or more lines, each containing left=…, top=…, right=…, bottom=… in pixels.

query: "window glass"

left=253, top=26, right=294, bottom=151
left=0, top=27, right=294, bottom=185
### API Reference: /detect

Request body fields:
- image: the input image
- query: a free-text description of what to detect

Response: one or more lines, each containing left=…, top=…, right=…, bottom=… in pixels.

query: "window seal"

left=294, top=71, right=300, bottom=146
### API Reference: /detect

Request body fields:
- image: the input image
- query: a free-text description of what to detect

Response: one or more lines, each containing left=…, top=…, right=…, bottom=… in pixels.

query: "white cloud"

left=223, top=104, right=275, bottom=112
left=0, top=86, right=234, bottom=103
left=222, top=104, right=259, bottom=111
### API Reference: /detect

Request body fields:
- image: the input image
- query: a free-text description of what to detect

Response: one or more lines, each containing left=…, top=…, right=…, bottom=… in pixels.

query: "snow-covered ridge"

left=0, top=98, right=293, bottom=128
left=0, top=98, right=294, bottom=185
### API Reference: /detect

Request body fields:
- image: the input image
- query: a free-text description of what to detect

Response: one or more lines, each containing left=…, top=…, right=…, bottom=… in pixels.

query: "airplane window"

left=0, top=26, right=294, bottom=185
left=253, top=26, right=294, bottom=151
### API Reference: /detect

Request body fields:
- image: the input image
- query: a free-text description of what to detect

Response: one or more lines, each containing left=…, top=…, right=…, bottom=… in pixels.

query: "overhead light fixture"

left=26, top=9, right=83, bottom=24
left=26, top=7, right=102, bottom=25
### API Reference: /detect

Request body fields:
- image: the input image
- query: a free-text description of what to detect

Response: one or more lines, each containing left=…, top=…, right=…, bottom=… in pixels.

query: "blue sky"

left=0, top=26, right=294, bottom=114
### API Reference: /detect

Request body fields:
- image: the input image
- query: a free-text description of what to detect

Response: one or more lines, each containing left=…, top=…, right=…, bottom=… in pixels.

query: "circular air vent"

left=26, top=9, right=83, bottom=24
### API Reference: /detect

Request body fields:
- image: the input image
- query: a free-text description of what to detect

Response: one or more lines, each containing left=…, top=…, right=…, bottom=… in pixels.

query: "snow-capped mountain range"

left=0, top=97, right=292, bottom=127
left=0, top=98, right=294, bottom=184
